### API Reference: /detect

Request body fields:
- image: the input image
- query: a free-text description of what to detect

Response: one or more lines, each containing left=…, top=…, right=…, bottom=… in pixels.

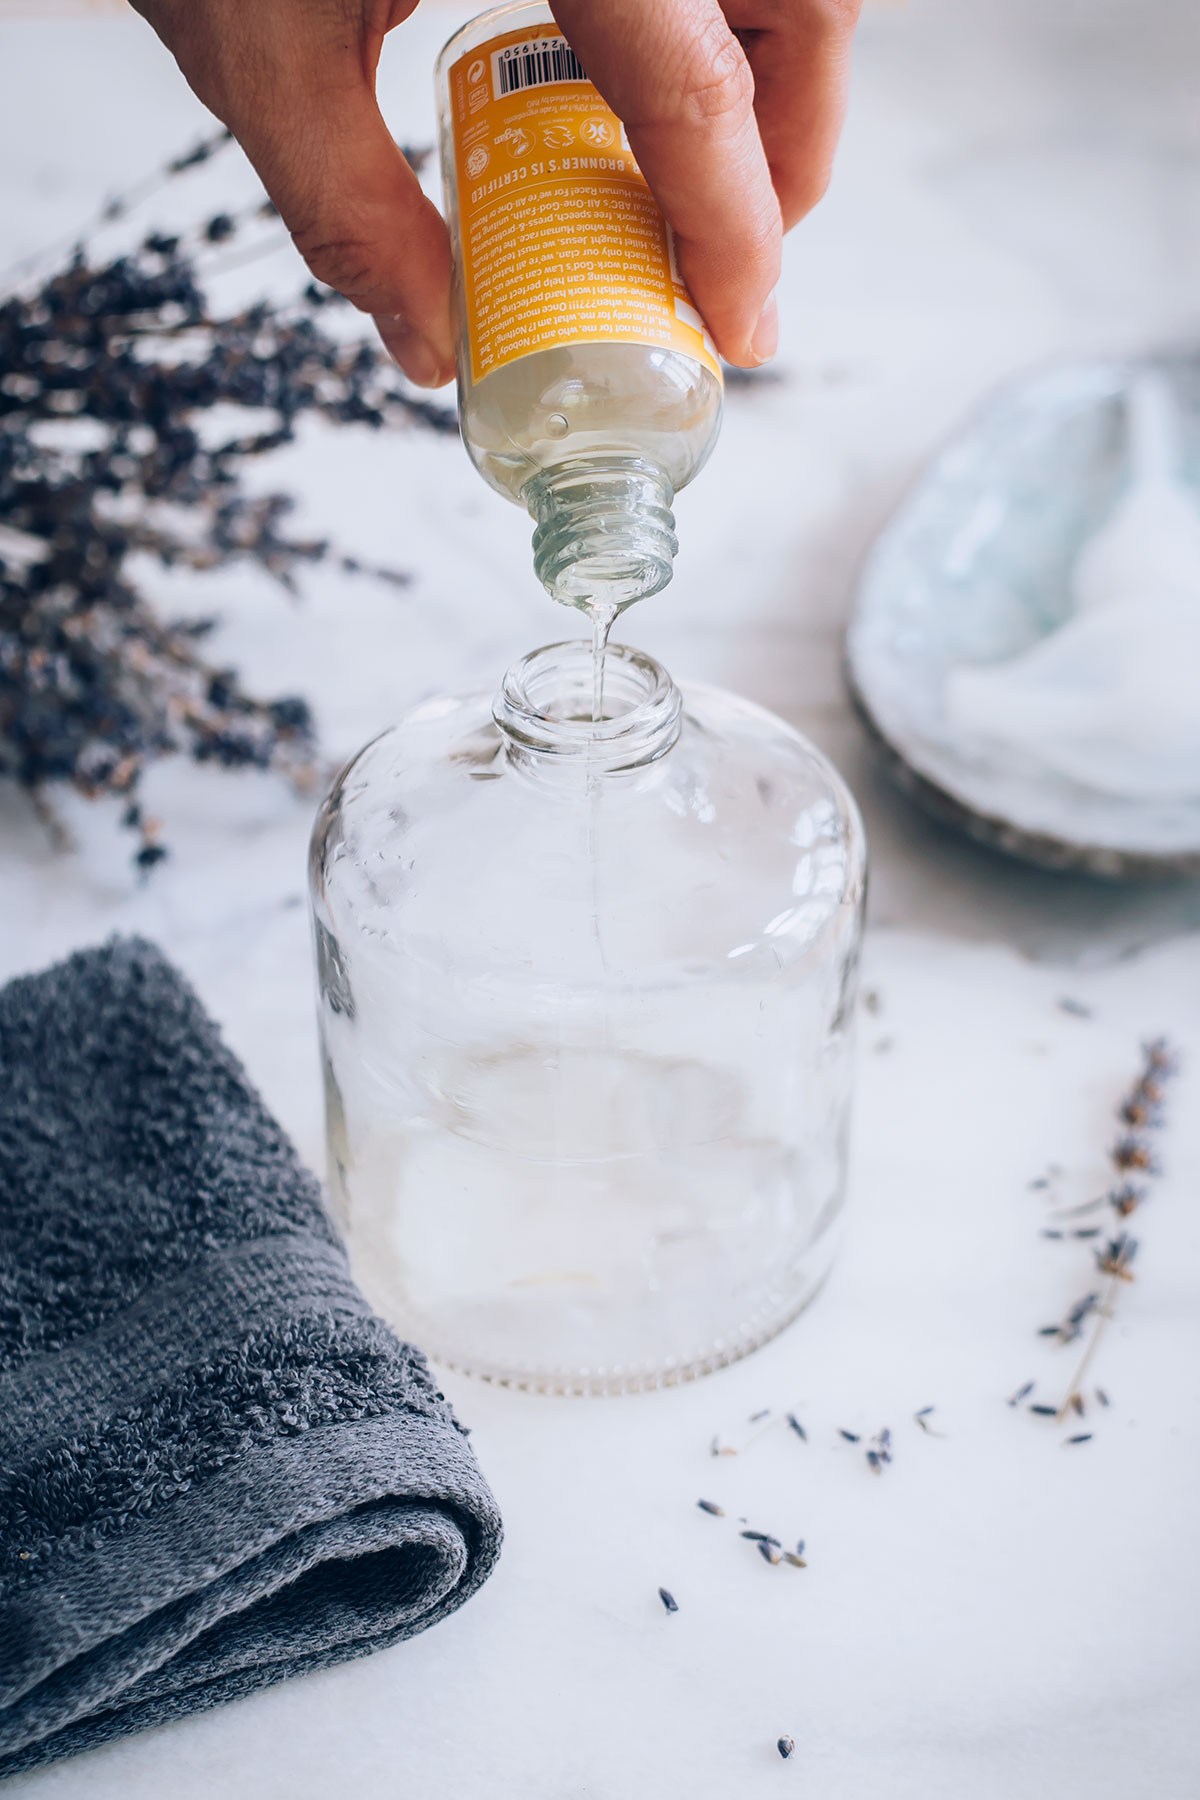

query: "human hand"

left=131, top=1, right=861, bottom=387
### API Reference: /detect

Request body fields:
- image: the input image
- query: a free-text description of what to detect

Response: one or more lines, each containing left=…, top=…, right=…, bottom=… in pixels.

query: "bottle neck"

left=494, top=641, right=682, bottom=774
left=523, top=456, right=678, bottom=614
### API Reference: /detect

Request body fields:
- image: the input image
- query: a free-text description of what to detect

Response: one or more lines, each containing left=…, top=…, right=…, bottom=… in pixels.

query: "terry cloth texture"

left=0, top=938, right=501, bottom=1780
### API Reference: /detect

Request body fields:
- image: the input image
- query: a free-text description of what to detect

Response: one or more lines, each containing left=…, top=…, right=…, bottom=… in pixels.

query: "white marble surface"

left=2, top=3, right=1200, bottom=1795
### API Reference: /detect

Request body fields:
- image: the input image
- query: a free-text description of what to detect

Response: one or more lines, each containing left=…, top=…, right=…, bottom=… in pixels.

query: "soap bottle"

left=435, top=0, right=723, bottom=616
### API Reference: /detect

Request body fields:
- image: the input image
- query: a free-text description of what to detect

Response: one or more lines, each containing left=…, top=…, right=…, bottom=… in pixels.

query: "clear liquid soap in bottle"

left=310, top=3, right=867, bottom=1394
left=435, top=0, right=724, bottom=614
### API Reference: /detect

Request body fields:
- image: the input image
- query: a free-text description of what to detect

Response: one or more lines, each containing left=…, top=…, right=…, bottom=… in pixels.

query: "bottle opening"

left=524, top=458, right=678, bottom=614
left=494, top=641, right=682, bottom=769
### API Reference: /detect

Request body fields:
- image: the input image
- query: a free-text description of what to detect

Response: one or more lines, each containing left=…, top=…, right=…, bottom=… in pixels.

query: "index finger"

left=550, top=0, right=782, bottom=366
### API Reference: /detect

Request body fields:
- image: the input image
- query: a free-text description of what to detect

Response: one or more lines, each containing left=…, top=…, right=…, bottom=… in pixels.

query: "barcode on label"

left=493, top=37, right=587, bottom=96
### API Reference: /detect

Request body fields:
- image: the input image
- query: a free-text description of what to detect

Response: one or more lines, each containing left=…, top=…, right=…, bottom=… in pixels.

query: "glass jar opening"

left=494, top=641, right=682, bottom=768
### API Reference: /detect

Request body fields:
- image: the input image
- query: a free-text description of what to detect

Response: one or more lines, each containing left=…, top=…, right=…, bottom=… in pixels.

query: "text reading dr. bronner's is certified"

left=447, top=23, right=721, bottom=385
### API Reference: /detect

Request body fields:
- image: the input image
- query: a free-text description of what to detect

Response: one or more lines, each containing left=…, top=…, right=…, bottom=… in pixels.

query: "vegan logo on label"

left=497, top=126, right=534, bottom=159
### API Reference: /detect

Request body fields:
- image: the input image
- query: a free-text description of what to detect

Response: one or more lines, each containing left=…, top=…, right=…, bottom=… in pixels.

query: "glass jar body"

left=310, top=646, right=866, bottom=1394
left=435, top=2, right=722, bottom=608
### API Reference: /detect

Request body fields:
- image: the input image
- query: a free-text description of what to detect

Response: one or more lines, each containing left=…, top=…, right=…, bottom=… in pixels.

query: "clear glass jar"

left=435, top=1, right=723, bottom=614
left=310, top=642, right=866, bottom=1394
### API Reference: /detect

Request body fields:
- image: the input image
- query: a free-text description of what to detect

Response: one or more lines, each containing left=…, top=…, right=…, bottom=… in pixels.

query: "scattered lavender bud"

left=1096, top=1234, right=1139, bottom=1279
left=1111, top=1135, right=1156, bottom=1175
left=865, top=1428, right=893, bottom=1472
left=1110, top=1182, right=1146, bottom=1218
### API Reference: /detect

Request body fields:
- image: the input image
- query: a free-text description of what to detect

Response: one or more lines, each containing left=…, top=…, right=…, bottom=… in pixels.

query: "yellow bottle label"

left=448, top=24, right=722, bottom=386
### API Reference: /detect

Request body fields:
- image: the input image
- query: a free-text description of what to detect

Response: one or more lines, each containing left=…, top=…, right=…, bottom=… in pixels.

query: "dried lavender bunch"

left=0, top=132, right=454, bottom=864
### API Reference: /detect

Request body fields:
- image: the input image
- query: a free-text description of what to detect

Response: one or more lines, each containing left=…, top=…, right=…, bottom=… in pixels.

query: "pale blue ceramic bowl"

left=847, top=353, right=1200, bottom=878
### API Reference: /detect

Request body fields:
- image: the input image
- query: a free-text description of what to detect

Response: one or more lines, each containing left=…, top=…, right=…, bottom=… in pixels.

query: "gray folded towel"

left=0, top=938, right=501, bottom=1779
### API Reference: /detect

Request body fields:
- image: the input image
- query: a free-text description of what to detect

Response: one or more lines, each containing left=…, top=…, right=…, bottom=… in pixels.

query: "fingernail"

left=749, top=291, right=778, bottom=365
left=376, top=316, right=453, bottom=388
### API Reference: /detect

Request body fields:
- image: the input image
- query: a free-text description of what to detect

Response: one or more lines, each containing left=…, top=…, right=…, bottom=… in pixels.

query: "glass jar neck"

left=523, top=456, right=678, bottom=614
left=494, top=641, right=682, bottom=772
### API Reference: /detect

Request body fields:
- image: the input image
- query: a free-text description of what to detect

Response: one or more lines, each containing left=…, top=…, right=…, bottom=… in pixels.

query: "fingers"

left=551, top=0, right=782, bottom=367
left=732, top=0, right=861, bottom=230
left=130, top=0, right=454, bottom=387
left=251, top=87, right=455, bottom=388
left=132, top=0, right=861, bottom=385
